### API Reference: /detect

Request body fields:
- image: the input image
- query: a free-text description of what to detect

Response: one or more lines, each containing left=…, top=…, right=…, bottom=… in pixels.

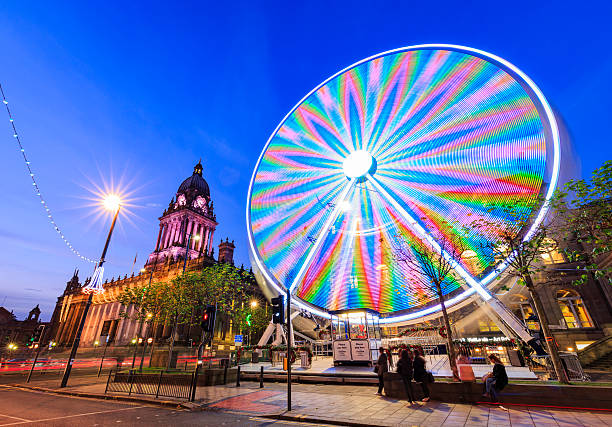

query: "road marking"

left=0, top=406, right=147, bottom=425
left=0, top=414, right=31, bottom=423
left=249, top=416, right=335, bottom=426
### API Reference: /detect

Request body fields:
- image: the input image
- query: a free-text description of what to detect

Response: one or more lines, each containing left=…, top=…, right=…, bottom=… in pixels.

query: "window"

left=557, top=290, right=593, bottom=328
left=511, top=295, right=540, bottom=330
left=540, top=238, right=565, bottom=264
left=478, top=319, right=500, bottom=332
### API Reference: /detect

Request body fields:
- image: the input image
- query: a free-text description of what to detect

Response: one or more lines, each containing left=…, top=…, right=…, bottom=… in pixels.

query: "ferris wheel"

left=247, top=45, right=560, bottom=325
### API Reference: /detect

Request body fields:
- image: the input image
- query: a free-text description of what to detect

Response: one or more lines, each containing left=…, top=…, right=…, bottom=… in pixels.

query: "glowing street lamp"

left=250, top=300, right=258, bottom=308
left=61, top=194, right=121, bottom=388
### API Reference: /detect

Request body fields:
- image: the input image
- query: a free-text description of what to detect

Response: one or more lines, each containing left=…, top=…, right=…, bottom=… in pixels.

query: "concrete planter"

left=383, top=372, right=612, bottom=409
left=196, top=367, right=237, bottom=386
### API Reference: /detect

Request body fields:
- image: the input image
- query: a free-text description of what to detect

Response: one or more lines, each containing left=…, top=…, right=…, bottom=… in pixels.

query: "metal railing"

left=532, top=353, right=590, bottom=382
left=105, top=370, right=194, bottom=399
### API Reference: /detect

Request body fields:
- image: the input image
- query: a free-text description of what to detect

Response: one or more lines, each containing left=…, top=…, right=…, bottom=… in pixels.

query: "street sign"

left=234, top=335, right=243, bottom=343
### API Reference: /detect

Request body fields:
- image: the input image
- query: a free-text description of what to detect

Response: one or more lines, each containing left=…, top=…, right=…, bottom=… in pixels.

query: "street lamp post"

left=60, top=196, right=120, bottom=388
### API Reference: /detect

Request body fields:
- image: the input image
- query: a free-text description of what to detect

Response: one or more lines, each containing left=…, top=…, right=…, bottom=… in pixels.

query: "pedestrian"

left=396, top=348, right=415, bottom=404
left=482, top=354, right=508, bottom=406
left=375, top=347, right=389, bottom=395
left=413, top=348, right=430, bottom=402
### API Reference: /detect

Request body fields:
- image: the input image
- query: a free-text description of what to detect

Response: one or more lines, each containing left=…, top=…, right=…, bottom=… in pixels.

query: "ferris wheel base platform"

left=239, top=356, right=537, bottom=380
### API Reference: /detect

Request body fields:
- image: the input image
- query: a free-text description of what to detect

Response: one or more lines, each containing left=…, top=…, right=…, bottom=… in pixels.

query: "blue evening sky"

left=1, top=2, right=610, bottom=320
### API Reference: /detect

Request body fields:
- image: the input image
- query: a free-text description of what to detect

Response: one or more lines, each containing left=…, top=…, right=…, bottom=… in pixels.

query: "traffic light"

left=271, top=296, right=285, bottom=324
left=30, top=325, right=45, bottom=344
left=200, top=305, right=216, bottom=333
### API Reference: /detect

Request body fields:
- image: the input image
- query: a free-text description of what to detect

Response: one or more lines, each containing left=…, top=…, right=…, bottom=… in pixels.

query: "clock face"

left=177, top=194, right=187, bottom=206
left=194, top=196, right=208, bottom=211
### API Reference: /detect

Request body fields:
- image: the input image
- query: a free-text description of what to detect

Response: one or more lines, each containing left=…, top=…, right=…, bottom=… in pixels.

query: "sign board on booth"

left=333, top=340, right=351, bottom=361
left=351, top=340, right=370, bottom=361
left=234, top=335, right=243, bottom=343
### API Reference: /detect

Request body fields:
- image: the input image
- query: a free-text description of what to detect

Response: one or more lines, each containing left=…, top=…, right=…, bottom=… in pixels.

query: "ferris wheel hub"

left=343, top=150, right=374, bottom=179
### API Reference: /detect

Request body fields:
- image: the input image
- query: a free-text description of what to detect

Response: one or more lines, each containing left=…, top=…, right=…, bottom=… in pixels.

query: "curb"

left=7, top=383, right=191, bottom=410
left=263, top=412, right=386, bottom=427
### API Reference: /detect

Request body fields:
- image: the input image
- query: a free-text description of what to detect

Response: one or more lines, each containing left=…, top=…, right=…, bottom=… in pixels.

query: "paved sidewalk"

left=5, top=375, right=612, bottom=426
left=194, top=382, right=612, bottom=426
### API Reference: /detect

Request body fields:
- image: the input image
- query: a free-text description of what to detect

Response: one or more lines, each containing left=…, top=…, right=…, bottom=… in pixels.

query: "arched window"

left=540, top=238, right=565, bottom=264
left=557, top=290, right=593, bottom=328
left=511, top=295, right=540, bottom=330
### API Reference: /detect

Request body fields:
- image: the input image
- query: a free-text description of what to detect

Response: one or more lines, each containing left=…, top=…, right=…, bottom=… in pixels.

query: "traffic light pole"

left=26, top=326, right=46, bottom=383
left=190, top=302, right=216, bottom=401
left=286, top=291, right=292, bottom=412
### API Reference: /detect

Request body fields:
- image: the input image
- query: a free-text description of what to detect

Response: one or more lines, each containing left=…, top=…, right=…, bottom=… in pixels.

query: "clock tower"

left=145, top=160, right=218, bottom=267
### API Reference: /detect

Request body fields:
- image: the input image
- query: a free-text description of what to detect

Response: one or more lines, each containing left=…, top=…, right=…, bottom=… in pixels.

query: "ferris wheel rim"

left=246, top=43, right=561, bottom=323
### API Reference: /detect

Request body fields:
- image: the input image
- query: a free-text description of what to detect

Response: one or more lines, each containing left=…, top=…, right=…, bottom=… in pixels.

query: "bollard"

left=236, top=365, right=241, bottom=387
left=260, top=365, right=264, bottom=388
left=223, top=365, right=228, bottom=384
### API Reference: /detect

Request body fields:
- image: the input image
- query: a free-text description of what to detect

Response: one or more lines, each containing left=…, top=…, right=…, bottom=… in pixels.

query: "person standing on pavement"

left=375, top=347, right=389, bottom=395
left=413, top=348, right=430, bottom=402
left=396, top=348, right=415, bottom=404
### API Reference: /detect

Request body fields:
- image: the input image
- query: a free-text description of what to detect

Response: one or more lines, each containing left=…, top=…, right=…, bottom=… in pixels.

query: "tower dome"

left=177, top=160, right=210, bottom=199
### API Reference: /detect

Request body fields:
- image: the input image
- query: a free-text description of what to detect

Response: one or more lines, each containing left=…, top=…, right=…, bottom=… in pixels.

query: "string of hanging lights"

left=0, top=83, right=97, bottom=263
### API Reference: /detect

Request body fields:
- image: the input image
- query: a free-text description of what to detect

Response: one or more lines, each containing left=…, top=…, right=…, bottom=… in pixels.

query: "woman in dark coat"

left=396, top=349, right=415, bottom=404
left=413, top=348, right=430, bottom=402
left=483, top=354, right=508, bottom=403
left=375, top=347, right=388, bottom=395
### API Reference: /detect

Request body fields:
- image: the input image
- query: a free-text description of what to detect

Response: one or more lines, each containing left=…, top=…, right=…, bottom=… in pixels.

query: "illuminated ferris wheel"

left=247, top=45, right=560, bottom=325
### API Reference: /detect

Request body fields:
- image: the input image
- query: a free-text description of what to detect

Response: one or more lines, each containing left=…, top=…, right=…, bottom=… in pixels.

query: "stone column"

left=198, top=225, right=205, bottom=251
left=208, top=229, right=215, bottom=254
left=155, top=224, right=164, bottom=252
left=170, top=222, right=178, bottom=247
left=180, top=217, right=188, bottom=246
left=203, top=228, right=210, bottom=254
left=163, top=223, right=170, bottom=249
left=193, top=223, right=200, bottom=250
left=163, top=223, right=170, bottom=248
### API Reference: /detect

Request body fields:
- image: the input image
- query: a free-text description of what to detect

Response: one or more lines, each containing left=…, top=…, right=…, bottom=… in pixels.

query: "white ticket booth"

left=330, top=309, right=382, bottom=366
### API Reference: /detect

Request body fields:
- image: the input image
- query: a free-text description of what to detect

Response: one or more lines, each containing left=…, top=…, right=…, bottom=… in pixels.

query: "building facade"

left=381, top=230, right=612, bottom=367
left=0, top=305, right=46, bottom=348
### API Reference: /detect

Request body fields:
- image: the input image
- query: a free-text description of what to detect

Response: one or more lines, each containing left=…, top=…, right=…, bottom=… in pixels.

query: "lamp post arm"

left=99, top=205, right=120, bottom=267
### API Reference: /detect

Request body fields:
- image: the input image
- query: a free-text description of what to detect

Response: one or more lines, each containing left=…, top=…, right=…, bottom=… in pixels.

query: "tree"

left=168, top=263, right=251, bottom=331
left=394, top=225, right=463, bottom=381
left=117, top=280, right=170, bottom=364
left=560, top=161, right=612, bottom=307
left=234, top=299, right=270, bottom=345
left=469, top=197, right=570, bottom=383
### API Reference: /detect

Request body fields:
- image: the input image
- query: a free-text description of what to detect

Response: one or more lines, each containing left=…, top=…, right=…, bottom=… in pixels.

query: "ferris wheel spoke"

left=288, top=178, right=357, bottom=295
left=365, top=173, right=491, bottom=301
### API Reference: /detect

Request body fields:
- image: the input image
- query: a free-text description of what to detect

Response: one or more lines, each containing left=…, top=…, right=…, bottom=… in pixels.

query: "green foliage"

left=234, top=300, right=269, bottom=340
left=117, top=263, right=254, bottom=329
left=559, top=160, right=612, bottom=284
left=117, top=280, right=169, bottom=324
left=166, top=263, right=251, bottom=327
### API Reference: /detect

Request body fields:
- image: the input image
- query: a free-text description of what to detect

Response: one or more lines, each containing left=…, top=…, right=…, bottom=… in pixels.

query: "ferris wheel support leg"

left=257, top=321, right=277, bottom=348
left=482, top=297, right=546, bottom=354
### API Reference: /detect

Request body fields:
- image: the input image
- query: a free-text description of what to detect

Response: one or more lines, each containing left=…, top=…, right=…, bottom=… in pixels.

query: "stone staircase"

left=585, top=350, right=612, bottom=371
